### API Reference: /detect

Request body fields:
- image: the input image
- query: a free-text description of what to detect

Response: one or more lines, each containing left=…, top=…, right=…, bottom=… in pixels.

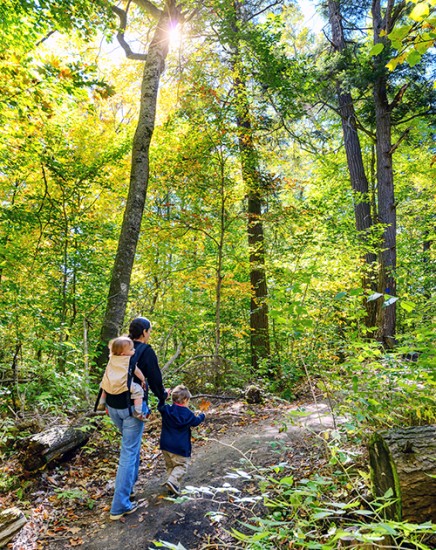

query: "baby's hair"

left=171, top=384, right=192, bottom=404
left=110, top=336, right=134, bottom=356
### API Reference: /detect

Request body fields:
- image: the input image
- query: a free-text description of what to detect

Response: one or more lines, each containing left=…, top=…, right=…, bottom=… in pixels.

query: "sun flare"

left=168, top=25, right=182, bottom=48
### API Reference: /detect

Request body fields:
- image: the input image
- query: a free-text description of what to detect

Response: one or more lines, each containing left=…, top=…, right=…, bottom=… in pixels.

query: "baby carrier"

left=94, top=343, right=149, bottom=414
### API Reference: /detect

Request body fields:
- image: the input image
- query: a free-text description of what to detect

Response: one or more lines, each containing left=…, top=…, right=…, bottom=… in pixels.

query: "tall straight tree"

left=323, top=0, right=434, bottom=346
left=371, top=0, right=397, bottom=346
left=96, top=0, right=182, bottom=368
left=228, top=0, right=271, bottom=371
left=327, top=0, right=377, bottom=328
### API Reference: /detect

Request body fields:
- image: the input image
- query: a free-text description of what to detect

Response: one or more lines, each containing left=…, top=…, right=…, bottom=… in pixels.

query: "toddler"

left=158, top=384, right=205, bottom=495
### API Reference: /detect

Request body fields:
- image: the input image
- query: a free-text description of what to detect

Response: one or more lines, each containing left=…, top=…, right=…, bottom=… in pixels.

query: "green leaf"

left=400, top=300, right=416, bottom=313
left=279, top=476, right=294, bottom=486
left=407, top=49, right=422, bottom=67
left=334, top=291, right=347, bottom=300
left=349, top=288, right=364, bottom=296
left=313, top=510, right=336, bottom=519
left=370, top=43, right=385, bottom=56
left=388, top=25, right=413, bottom=41
left=251, top=532, right=271, bottom=541
left=415, top=40, right=433, bottom=54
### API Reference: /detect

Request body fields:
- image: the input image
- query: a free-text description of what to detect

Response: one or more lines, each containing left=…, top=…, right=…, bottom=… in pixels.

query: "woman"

left=105, top=316, right=167, bottom=520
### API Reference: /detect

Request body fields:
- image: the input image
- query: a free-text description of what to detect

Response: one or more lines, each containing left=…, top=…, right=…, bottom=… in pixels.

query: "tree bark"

left=369, top=425, right=436, bottom=523
left=327, top=0, right=377, bottom=328
left=372, top=0, right=397, bottom=347
left=96, top=1, right=180, bottom=369
left=20, top=424, right=90, bottom=472
left=0, top=508, right=26, bottom=548
left=230, top=2, right=270, bottom=371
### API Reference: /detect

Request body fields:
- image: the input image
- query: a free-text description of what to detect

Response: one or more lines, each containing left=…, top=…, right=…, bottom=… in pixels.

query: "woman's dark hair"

left=128, top=317, right=151, bottom=340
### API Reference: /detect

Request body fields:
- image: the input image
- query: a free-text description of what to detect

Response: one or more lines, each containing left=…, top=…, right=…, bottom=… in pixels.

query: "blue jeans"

left=107, top=405, right=145, bottom=515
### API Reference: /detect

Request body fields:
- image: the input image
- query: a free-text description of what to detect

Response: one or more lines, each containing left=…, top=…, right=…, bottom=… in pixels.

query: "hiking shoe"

left=165, top=481, right=180, bottom=496
left=132, top=410, right=149, bottom=422
left=109, top=503, right=138, bottom=521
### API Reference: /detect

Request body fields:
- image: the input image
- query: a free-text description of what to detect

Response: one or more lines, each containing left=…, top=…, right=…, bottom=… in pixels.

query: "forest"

left=0, top=0, right=435, bottom=548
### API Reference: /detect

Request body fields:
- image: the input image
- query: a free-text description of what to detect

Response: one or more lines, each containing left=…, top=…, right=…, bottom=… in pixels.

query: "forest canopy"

left=0, top=0, right=435, bottom=418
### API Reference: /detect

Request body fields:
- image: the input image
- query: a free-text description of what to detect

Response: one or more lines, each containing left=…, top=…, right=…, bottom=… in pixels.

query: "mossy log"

left=369, top=424, right=436, bottom=523
left=0, top=507, right=26, bottom=547
left=21, top=424, right=90, bottom=472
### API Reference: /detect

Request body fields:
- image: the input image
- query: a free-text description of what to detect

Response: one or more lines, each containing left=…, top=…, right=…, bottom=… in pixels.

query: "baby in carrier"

left=98, top=336, right=149, bottom=422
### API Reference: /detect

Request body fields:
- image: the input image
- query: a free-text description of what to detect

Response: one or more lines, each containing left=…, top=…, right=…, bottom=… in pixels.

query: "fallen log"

left=369, top=424, right=436, bottom=523
left=21, top=424, right=90, bottom=472
left=0, top=507, right=26, bottom=547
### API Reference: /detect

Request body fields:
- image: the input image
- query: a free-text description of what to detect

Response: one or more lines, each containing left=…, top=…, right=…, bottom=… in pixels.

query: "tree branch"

left=388, top=127, right=410, bottom=155
left=132, top=0, right=162, bottom=20
left=393, top=110, right=434, bottom=126
left=112, top=5, right=147, bottom=60
left=162, top=342, right=183, bottom=372
left=389, top=83, right=408, bottom=111
left=190, top=393, right=239, bottom=400
left=248, top=1, right=282, bottom=21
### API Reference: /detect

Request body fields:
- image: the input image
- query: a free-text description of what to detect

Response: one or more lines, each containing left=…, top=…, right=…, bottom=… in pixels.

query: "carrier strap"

left=126, top=342, right=150, bottom=415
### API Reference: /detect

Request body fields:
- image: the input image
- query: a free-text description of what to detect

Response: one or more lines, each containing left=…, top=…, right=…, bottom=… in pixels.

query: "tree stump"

left=20, top=424, right=90, bottom=472
left=0, top=507, right=26, bottom=547
left=369, top=424, right=436, bottom=523
left=245, top=385, right=262, bottom=404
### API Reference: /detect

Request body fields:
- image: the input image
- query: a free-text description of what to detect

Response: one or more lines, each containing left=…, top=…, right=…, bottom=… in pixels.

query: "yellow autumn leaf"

left=410, top=1, right=430, bottom=21
left=386, top=58, right=400, bottom=71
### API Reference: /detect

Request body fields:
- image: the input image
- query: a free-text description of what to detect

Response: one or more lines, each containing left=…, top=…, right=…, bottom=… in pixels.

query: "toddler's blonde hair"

left=172, top=384, right=192, bottom=404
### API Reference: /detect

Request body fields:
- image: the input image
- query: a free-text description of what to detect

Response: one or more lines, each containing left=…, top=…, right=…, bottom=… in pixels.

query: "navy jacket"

left=158, top=403, right=205, bottom=457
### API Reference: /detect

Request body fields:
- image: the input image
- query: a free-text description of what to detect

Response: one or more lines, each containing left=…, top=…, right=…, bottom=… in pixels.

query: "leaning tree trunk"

left=95, top=3, right=179, bottom=369
left=328, top=0, right=377, bottom=328
left=372, top=0, right=397, bottom=348
left=369, top=425, right=436, bottom=523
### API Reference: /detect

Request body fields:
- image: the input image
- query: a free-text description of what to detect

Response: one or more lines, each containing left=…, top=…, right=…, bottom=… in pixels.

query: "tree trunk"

left=230, top=5, right=270, bottom=370
left=369, top=425, right=436, bottom=523
left=20, top=424, right=90, bottom=472
left=95, top=3, right=178, bottom=369
left=372, top=0, right=397, bottom=347
left=0, top=508, right=26, bottom=548
left=214, top=164, right=225, bottom=359
left=236, top=106, right=271, bottom=370
left=327, top=0, right=377, bottom=328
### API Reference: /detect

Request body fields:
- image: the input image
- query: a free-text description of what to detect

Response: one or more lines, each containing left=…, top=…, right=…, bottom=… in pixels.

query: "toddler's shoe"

left=165, top=480, right=180, bottom=496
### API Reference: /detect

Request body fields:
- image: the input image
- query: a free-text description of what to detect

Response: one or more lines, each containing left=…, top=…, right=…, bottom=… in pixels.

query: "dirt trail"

left=66, top=402, right=336, bottom=550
